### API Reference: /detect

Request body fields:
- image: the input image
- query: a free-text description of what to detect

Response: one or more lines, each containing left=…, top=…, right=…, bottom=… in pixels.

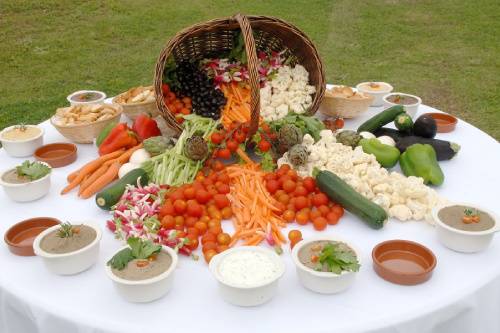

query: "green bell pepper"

left=95, top=122, right=116, bottom=147
left=359, top=138, right=400, bottom=168
left=399, top=143, right=444, bottom=186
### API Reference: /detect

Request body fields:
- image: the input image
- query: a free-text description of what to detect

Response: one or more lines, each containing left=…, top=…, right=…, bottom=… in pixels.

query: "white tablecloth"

left=1, top=104, right=499, bottom=333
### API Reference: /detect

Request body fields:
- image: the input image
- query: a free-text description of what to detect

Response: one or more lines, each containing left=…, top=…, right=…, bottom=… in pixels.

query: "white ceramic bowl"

left=105, top=245, right=178, bottom=303
left=383, top=92, right=422, bottom=117
left=0, top=125, right=44, bottom=157
left=67, top=90, right=106, bottom=106
left=433, top=203, right=499, bottom=253
left=0, top=163, right=51, bottom=202
left=33, top=222, right=102, bottom=275
left=356, top=82, right=393, bottom=107
left=209, top=246, right=285, bottom=306
left=292, top=235, right=361, bottom=294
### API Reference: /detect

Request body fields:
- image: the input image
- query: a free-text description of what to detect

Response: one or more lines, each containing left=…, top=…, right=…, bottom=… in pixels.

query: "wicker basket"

left=113, top=86, right=160, bottom=121
left=320, top=92, right=374, bottom=119
left=154, top=14, right=325, bottom=138
left=50, top=104, right=123, bottom=144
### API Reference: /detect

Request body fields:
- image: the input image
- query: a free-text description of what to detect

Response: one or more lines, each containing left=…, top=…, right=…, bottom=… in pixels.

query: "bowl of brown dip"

left=33, top=222, right=101, bottom=275
left=433, top=203, right=499, bottom=253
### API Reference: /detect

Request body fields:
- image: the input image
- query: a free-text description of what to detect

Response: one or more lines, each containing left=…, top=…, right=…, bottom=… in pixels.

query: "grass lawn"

left=1, top=0, right=499, bottom=139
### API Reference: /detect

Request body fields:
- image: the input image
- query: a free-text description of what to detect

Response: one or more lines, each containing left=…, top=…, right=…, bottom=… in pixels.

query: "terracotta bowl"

left=424, top=112, right=457, bottom=133
left=372, top=240, right=436, bottom=285
left=34, top=143, right=77, bottom=168
left=4, top=217, right=61, bottom=256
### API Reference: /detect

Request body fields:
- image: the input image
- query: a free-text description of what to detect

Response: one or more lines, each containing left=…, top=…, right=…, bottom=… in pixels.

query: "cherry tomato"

left=185, top=216, right=198, bottom=227
left=186, top=203, right=203, bottom=218
left=217, top=148, right=231, bottom=160
left=334, top=117, right=345, bottom=129
left=214, top=194, right=230, bottom=209
left=159, top=202, right=175, bottom=218
left=282, top=180, right=297, bottom=193
left=233, top=131, right=246, bottom=143
left=312, top=193, right=329, bottom=207
left=174, top=215, right=184, bottom=228
left=282, top=210, right=295, bottom=223
left=313, top=217, right=328, bottom=231
left=201, top=232, right=216, bottom=244
left=186, top=235, right=199, bottom=250
left=331, top=204, right=344, bottom=217
left=318, top=205, right=330, bottom=216
left=202, top=241, right=217, bottom=253
left=265, top=179, right=279, bottom=194
left=204, top=249, right=218, bottom=263
left=208, top=225, right=223, bottom=235
left=216, top=245, right=229, bottom=253
left=182, top=187, right=196, bottom=200
left=173, top=200, right=187, bottom=214
left=226, top=140, right=239, bottom=153
left=309, top=209, right=322, bottom=221
left=326, top=212, right=340, bottom=225
left=296, top=211, right=309, bottom=225
left=276, top=164, right=290, bottom=177
left=187, top=227, right=199, bottom=237
left=294, top=196, right=309, bottom=211
left=293, top=185, right=308, bottom=197
left=212, top=160, right=225, bottom=172
left=161, top=215, right=175, bottom=229
left=207, top=219, right=221, bottom=229
left=217, top=172, right=230, bottom=184
left=264, top=173, right=277, bottom=181
left=258, top=140, right=271, bottom=152
left=303, top=177, right=316, bottom=192
left=221, top=206, right=233, bottom=219
left=286, top=169, right=298, bottom=181
left=176, top=230, right=187, bottom=238
left=195, top=189, right=211, bottom=204
left=217, top=233, right=231, bottom=246
left=210, top=132, right=224, bottom=144
left=169, top=189, right=184, bottom=201
left=194, top=221, right=208, bottom=235
left=216, top=182, right=230, bottom=194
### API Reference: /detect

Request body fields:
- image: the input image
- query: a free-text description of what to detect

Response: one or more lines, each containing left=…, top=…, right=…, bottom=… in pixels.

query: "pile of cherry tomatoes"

left=265, top=164, right=344, bottom=231
left=158, top=161, right=232, bottom=263
left=161, top=83, right=192, bottom=124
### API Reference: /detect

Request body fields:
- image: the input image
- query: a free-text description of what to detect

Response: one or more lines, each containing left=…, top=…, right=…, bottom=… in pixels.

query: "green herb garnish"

left=317, top=242, right=360, bottom=274
left=15, top=160, right=51, bottom=181
left=107, top=237, right=162, bottom=270
left=14, top=123, right=27, bottom=132
left=56, top=222, right=75, bottom=238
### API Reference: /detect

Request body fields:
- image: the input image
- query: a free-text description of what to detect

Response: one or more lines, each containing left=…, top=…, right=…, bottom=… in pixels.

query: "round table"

left=1, top=104, right=499, bottom=333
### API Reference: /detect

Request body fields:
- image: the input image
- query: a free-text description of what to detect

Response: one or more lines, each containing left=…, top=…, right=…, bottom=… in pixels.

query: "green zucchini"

left=95, top=168, right=149, bottom=210
left=315, top=170, right=387, bottom=229
left=394, top=113, right=413, bottom=132
left=357, top=105, right=405, bottom=133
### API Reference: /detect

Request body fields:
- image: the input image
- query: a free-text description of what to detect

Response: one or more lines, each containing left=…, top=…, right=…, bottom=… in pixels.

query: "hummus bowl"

left=0, top=162, right=52, bottom=202
left=0, top=124, right=44, bottom=157
left=292, top=235, right=361, bottom=294
left=105, top=245, right=178, bottom=303
left=209, top=246, right=285, bottom=306
left=433, top=203, right=499, bottom=253
left=33, top=222, right=102, bottom=275
left=356, top=82, right=393, bottom=107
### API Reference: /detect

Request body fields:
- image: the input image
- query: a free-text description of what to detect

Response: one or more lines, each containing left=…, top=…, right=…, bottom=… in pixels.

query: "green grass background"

left=1, top=0, right=499, bottom=139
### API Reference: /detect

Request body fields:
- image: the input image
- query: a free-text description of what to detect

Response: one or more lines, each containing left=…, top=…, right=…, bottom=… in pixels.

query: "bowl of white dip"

left=209, top=246, right=285, bottom=306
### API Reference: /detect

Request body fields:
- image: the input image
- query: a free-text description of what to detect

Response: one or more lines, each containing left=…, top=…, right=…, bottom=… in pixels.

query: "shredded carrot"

left=226, top=164, right=286, bottom=248
left=220, top=83, right=263, bottom=129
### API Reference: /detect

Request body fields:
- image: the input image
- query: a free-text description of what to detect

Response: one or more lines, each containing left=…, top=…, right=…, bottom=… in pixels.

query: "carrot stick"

left=78, top=164, right=109, bottom=195
left=79, top=162, right=120, bottom=199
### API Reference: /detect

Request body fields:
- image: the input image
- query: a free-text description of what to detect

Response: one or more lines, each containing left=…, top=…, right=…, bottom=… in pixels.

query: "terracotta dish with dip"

left=34, top=143, right=77, bottom=168
left=372, top=240, right=436, bottom=285
left=4, top=217, right=61, bottom=256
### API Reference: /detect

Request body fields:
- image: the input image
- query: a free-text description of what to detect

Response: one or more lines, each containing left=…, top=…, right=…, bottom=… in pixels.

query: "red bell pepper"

left=98, top=123, right=138, bottom=155
left=132, top=114, right=161, bottom=141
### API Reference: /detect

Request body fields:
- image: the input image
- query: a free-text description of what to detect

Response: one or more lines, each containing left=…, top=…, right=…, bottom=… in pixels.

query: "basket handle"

left=234, top=14, right=260, bottom=140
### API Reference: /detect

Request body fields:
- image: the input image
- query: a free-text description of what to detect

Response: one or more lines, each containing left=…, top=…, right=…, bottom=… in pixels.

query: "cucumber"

left=315, top=170, right=387, bottom=229
left=394, top=113, right=413, bottom=132
left=357, top=105, right=405, bottom=133
left=95, top=168, right=149, bottom=210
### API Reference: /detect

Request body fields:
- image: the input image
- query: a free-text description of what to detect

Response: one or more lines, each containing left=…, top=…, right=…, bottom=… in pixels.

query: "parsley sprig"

left=107, top=237, right=162, bottom=271
left=317, top=242, right=360, bottom=274
left=15, top=160, right=51, bottom=181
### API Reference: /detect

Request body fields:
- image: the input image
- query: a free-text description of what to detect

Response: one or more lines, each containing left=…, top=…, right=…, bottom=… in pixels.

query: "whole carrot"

left=79, top=162, right=121, bottom=199
left=66, top=149, right=124, bottom=183
left=78, top=164, right=109, bottom=195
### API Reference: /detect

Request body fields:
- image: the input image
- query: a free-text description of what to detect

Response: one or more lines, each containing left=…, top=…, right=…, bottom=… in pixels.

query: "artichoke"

left=143, top=136, right=176, bottom=156
left=288, top=144, right=309, bottom=167
left=336, top=130, right=361, bottom=148
left=278, top=124, right=302, bottom=153
left=184, top=135, right=208, bottom=161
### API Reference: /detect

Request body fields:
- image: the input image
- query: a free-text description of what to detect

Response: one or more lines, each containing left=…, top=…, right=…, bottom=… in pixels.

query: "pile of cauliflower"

left=277, top=130, right=447, bottom=222
left=260, top=65, right=316, bottom=122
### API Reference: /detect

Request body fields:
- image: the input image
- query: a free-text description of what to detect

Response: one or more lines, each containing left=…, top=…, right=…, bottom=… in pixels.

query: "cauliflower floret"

left=389, top=204, right=413, bottom=221
left=372, top=194, right=391, bottom=210
left=302, top=134, right=315, bottom=146
left=406, top=199, right=427, bottom=221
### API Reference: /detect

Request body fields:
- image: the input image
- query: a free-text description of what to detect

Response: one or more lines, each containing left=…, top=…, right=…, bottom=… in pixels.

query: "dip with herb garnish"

left=108, top=237, right=172, bottom=281
left=438, top=205, right=495, bottom=232
left=298, top=240, right=360, bottom=274
left=386, top=94, right=418, bottom=105
left=1, top=160, right=51, bottom=184
left=1, top=124, right=41, bottom=141
left=70, top=92, right=104, bottom=102
left=40, top=222, right=97, bottom=254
